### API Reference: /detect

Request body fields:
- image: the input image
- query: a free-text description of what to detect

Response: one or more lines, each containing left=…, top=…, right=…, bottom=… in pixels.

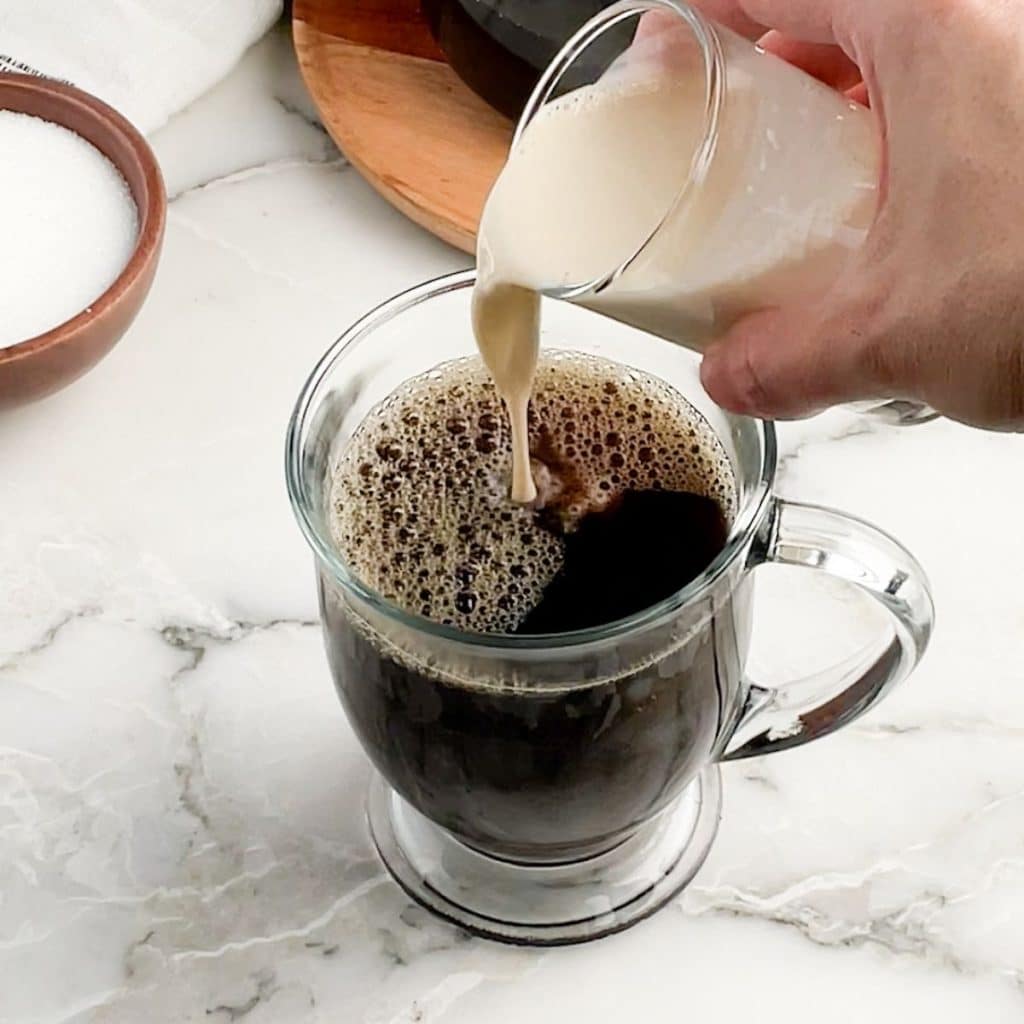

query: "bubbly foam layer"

left=330, top=353, right=735, bottom=633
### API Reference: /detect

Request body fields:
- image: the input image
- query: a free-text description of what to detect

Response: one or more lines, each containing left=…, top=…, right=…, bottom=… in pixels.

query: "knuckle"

left=891, top=0, right=954, bottom=24
left=703, top=317, right=779, bottom=416
left=734, top=338, right=774, bottom=415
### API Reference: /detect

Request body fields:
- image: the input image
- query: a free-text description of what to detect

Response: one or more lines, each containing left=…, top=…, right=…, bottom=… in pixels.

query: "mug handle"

left=722, top=498, right=934, bottom=761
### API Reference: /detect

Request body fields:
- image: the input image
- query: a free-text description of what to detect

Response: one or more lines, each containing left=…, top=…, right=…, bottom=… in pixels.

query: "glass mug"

left=286, top=271, right=934, bottom=945
left=504, top=0, right=937, bottom=425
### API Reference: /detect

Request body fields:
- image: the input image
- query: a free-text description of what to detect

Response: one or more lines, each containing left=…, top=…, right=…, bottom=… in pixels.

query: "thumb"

left=690, top=0, right=851, bottom=45
left=699, top=304, right=883, bottom=420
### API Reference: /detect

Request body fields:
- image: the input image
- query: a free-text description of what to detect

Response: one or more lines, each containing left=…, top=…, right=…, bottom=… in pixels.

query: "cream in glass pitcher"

left=472, top=0, right=881, bottom=502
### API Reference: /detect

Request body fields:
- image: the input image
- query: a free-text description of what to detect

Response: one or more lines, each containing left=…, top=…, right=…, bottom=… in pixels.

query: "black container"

left=422, top=0, right=617, bottom=118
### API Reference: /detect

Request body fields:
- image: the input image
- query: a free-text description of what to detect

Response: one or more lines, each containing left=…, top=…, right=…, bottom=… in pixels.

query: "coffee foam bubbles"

left=330, top=353, right=735, bottom=633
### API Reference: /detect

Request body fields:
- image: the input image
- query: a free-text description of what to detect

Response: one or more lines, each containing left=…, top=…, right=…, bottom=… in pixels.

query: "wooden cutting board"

left=292, top=0, right=514, bottom=253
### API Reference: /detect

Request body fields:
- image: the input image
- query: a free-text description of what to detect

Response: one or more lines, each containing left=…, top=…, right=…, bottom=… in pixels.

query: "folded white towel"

left=0, top=0, right=283, bottom=134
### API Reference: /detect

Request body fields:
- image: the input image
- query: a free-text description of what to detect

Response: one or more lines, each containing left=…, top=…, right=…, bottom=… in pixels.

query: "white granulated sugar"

left=0, top=110, right=138, bottom=349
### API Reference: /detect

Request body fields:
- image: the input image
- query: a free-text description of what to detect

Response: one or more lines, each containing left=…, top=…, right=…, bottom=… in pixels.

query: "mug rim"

left=285, top=270, right=777, bottom=651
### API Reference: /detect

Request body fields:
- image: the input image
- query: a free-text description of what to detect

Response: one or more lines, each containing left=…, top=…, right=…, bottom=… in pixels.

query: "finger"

left=634, top=10, right=683, bottom=39
left=758, top=31, right=863, bottom=91
left=699, top=305, right=883, bottom=419
left=689, top=0, right=847, bottom=44
left=684, top=0, right=766, bottom=39
left=846, top=81, right=870, bottom=106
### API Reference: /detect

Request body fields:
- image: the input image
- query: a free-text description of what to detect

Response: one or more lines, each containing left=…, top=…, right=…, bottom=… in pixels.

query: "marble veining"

left=2, top=21, right=1024, bottom=1024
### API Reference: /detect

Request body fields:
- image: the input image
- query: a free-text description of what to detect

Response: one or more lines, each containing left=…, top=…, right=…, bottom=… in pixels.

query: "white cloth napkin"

left=0, top=0, right=283, bottom=134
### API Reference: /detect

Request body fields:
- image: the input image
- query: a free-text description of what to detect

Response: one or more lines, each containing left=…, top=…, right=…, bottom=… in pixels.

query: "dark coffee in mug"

left=323, top=353, right=743, bottom=860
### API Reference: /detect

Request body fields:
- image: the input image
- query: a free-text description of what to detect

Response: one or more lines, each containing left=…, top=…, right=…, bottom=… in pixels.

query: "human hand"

left=693, top=0, right=1024, bottom=430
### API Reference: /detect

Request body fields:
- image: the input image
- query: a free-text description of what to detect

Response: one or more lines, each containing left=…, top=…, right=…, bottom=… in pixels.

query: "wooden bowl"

left=293, top=0, right=512, bottom=254
left=0, top=74, right=166, bottom=409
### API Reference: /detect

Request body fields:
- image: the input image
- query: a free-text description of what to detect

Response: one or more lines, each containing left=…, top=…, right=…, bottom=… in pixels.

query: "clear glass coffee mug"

left=505, top=0, right=937, bottom=425
left=285, top=271, right=934, bottom=946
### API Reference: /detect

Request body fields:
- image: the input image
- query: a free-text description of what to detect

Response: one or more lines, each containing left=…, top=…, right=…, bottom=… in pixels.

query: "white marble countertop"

left=4, top=25, right=1024, bottom=1023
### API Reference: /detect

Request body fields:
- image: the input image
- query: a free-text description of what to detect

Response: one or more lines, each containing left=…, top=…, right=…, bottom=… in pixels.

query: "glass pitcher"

left=486, top=0, right=935, bottom=424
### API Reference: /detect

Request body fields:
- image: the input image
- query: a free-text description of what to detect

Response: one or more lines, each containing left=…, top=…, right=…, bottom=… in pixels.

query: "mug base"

left=367, top=767, right=723, bottom=946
